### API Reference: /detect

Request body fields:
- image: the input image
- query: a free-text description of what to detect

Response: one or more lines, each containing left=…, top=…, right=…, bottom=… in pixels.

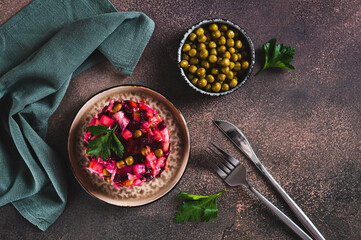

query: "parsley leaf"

left=111, top=131, right=124, bottom=158
left=86, top=125, right=109, bottom=136
left=86, top=125, right=124, bottom=159
left=174, top=190, right=226, bottom=223
left=255, top=38, right=295, bottom=76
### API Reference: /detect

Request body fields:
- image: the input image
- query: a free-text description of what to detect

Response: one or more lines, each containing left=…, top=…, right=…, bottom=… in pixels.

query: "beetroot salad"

left=84, top=99, right=170, bottom=188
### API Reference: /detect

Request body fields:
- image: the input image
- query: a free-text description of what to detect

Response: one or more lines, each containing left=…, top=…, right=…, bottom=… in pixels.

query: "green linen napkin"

left=0, top=0, right=154, bottom=231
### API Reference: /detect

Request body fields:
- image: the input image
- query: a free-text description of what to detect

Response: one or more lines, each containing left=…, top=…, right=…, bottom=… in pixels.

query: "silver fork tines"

left=205, top=142, right=312, bottom=240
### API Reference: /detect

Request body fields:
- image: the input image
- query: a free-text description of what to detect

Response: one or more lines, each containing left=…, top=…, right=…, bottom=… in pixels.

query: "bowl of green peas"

left=178, top=19, right=255, bottom=96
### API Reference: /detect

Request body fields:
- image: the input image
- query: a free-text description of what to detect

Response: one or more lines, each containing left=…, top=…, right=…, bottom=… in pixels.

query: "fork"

left=206, top=143, right=312, bottom=240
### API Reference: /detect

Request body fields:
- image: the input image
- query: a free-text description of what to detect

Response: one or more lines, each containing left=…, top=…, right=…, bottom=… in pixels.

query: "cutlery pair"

left=208, top=120, right=325, bottom=240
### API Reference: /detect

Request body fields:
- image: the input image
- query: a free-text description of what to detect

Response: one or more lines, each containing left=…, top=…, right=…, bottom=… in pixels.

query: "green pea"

left=208, top=23, right=218, bottom=32
left=229, top=79, right=238, bottom=88
left=226, top=71, right=234, bottom=80
left=180, top=60, right=189, bottom=68
left=226, top=30, right=235, bottom=38
left=221, top=67, right=230, bottom=74
left=234, top=62, right=241, bottom=71
left=189, top=57, right=199, bottom=65
left=211, top=68, right=219, bottom=75
left=223, top=51, right=231, bottom=59
left=182, top=43, right=191, bottom=52
left=235, top=40, right=243, bottom=48
left=210, top=48, right=217, bottom=55
left=209, top=55, right=217, bottom=63
left=226, top=38, right=234, bottom=47
left=182, top=53, right=190, bottom=61
left=198, top=78, right=207, bottom=88
left=200, top=49, right=209, bottom=59
left=212, top=82, right=222, bottom=92
left=208, top=41, right=217, bottom=48
left=189, top=33, right=197, bottom=41
left=207, top=74, right=215, bottom=83
left=197, top=67, right=206, bottom=76
left=211, top=30, right=221, bottom=39
left=198, top=35, right=207, bottom=43
left=217, top=45, right=226, bottom=53
left=201, top=60, right=210, bottom=69
left=221, top=83, right=230, bottom=91
left=198, top=43, right=206, bottom=50
left=189, top=65, right=198, bottom=73
left=205, top=84, right=212, bottom=91
left=218, top=36, right=226, bottom=45
left=196, top=27, right=204, bottom=36
left=217, top=74, right=226, bottom=82
left=191, top=78, right=199, bottom=85
left=188, top=49, right=197, bottom=57
left=220, top=58, right=230, bottom=67
left=242, top=61, right=250, bottom=69
left=220, top=25, right=228, bottom=32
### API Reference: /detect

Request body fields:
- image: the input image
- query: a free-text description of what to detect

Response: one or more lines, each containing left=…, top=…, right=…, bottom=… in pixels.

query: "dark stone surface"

left=1, top=0, right=360, bottom=239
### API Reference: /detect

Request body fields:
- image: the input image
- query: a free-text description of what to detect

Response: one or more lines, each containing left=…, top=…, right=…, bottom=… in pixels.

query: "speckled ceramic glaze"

left=68, top=86, right=190, bottom=206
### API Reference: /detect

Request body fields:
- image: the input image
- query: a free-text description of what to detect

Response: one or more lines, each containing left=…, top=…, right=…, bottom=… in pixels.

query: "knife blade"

left=214, top=119, right=325, bottom=240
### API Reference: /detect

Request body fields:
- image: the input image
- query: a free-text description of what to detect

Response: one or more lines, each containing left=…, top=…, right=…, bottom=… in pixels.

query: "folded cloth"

left=0, top=0, right=154, bottom=231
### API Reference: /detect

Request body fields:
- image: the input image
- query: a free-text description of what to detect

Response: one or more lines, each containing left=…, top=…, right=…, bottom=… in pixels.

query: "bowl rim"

left=67, top=85, right=191, bottom=207
left=177, top=18, right=255, bottom=96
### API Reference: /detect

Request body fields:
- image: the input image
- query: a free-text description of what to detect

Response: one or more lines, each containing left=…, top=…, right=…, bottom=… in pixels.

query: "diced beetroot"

left=127, top=173, right=138, bottom=181
left=133, top=178, right=146, bottom=186
left=126, top=139, right=139, bottom=154
left=140, top=104, right=154, bottom=117
left=98, top=158, right=116, bottom=173
left=163, top=141, right=170, bottom=152
left=84, top=131, right=91, bottom=144
left=145, top=152, right=157, bottom=169
left=156, top=157, right=166, bottom=169
left=160, top=128, right=170, bottom=151
left=117, top=166, right=133, bottom=176
left=121, top=129, right=133, bottom=140
left=160, top=128, right=169, bottom=142
left=141, top=121, right=150, bottom=130
left=106, top=98, right=115, bottom=112
left=148, top=116, right=159, bottom=127
left=100, top=115, right=115, bottom=127
left=112, top=111, right=130, bottom=131
left=133, top=164, right=146, bottom=175
left=151, top=129, right=162, bottom=141
left=152, top=168, right=160, bottom=177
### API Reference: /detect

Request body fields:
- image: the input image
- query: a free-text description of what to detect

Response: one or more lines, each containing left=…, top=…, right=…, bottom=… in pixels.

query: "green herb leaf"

left=86, top=124, right=124, bottom=159
left=111, top=131, right=124, bottom=158
left=255, top=38, right=295, bottom=76
left=86, top=125, right=109, bottom=136
left=174, top=190, right=226, bottom=223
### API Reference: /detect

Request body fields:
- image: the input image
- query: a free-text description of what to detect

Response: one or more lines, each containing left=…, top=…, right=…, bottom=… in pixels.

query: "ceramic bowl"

left=178, top=19, right=255, bottom=96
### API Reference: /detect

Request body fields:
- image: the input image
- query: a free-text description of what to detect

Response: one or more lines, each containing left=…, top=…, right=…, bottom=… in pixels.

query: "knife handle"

left=256, top=162, right=325, bottom=240
left=248, top=185, right=312, bottom=240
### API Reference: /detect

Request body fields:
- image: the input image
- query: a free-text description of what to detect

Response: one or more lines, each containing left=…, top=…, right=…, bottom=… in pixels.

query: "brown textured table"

left=1, top=0, right=360, bottom=239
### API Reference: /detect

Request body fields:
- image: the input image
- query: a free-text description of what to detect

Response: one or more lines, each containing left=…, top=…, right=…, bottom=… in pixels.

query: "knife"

left=214, top=120, right=325, bottom=240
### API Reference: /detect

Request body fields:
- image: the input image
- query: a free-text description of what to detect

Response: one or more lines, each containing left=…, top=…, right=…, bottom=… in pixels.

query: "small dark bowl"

left=177, top=19, right=255, bottom=96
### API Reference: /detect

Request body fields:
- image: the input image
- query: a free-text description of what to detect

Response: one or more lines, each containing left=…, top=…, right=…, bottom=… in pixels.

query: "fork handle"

left=257, top=163, right=325, bottom=240
left=248, top=185, right=312, bottom=240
